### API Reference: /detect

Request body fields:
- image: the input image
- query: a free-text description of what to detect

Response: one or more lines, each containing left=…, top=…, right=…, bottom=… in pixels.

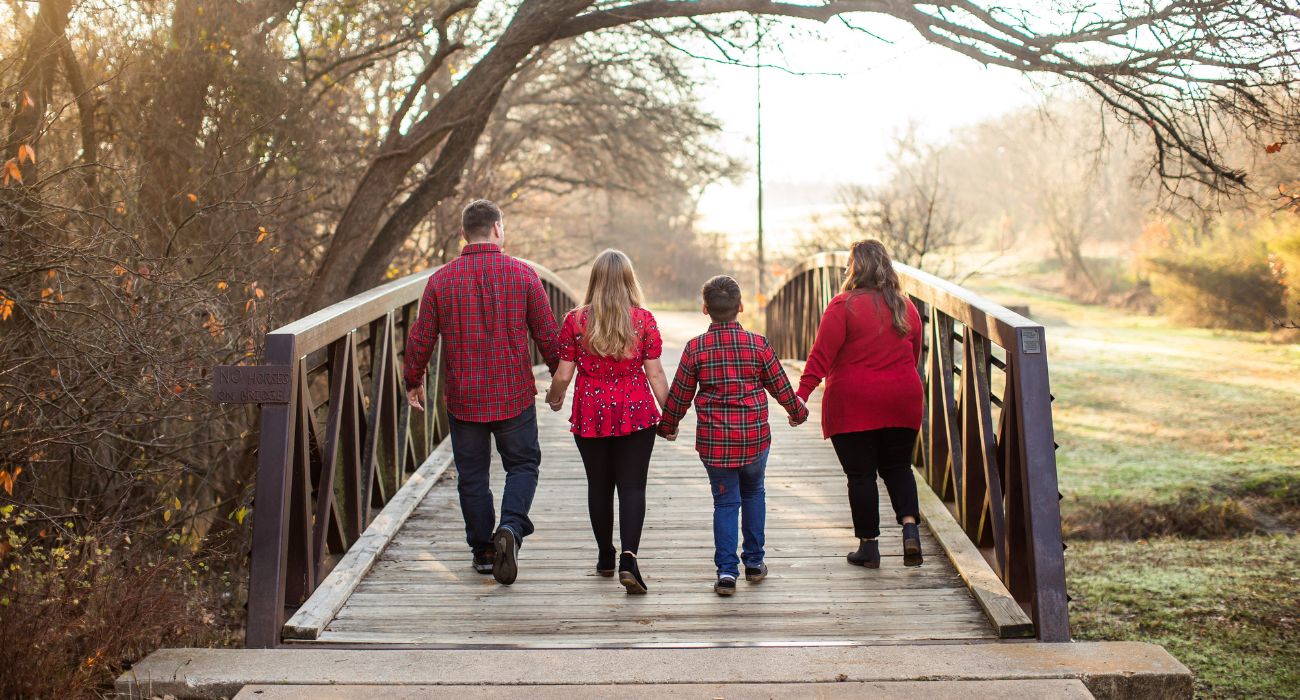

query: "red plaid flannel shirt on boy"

left=403, top=243, right=560, bottom=422
left=657, top=321, right=808, bottom=467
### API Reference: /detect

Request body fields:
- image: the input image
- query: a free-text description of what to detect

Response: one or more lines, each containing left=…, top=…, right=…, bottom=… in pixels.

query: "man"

left=404, top=199, right=561, bottom=585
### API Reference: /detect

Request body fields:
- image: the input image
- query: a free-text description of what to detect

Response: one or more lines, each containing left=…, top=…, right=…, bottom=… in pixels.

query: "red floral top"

left=558, top=306, right=663, bottom=438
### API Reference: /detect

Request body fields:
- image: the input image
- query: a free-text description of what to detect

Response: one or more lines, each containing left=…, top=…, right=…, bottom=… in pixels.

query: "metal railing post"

left=245, top=333, right=297, bottom=648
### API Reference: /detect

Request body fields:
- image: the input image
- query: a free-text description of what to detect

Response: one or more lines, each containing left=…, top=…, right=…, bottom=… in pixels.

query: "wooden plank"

left=282, top=439, right=455, bottom=641
left=912, top=467, right=1033, bottom=638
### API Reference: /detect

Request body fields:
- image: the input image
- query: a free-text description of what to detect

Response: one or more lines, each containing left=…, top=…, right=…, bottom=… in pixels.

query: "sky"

left=691, top=14, right=1045, bottom=254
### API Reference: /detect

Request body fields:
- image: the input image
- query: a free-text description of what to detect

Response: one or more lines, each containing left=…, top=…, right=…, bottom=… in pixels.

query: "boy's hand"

left=661, top=426, right=678, bottom=441
left=789, top=398, right=808, bottom=426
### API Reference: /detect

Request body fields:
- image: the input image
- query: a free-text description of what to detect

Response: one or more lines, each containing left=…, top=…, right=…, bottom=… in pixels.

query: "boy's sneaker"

left=492, top=526, right=519, bottom=585
left=714, top=575, right=737, bottom=596
left=472, top=550, right=494, bottom=574
left=744, top=563, right=768, bottom=582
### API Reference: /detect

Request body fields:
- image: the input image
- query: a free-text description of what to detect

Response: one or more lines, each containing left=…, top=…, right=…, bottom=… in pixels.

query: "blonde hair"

left=581, top=249, right=645, bottom=358
left=841, top=239, right=912, bottom=337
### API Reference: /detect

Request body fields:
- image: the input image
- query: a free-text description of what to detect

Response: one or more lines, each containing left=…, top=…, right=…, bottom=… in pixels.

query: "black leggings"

left=573, top=427, right=657, bottom=554
left=829, top=427, right=921, bottom=539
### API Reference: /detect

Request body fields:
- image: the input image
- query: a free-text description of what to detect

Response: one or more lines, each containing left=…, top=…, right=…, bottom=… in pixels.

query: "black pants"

left=573, top=427, right=657, bottom=554
left=829, top=427, right=921, bottom=539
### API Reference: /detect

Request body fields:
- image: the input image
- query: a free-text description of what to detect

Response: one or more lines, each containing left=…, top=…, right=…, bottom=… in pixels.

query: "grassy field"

left=972, top=279, right=1300, bottom=501
left=1068, top=538, right=1300, bottom=699
left=970, top=278, right=1300, bottom=698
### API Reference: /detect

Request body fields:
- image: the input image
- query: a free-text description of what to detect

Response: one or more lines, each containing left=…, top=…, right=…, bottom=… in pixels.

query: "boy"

left=658, top=276, right=809, bottom=595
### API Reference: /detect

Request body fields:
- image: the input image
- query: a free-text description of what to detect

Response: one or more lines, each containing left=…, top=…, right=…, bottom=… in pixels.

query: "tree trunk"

left=345, top=99, right=497, bottom=296
left=302, top=0, right=594, bottom=313
left=5, top=0, right=72, bottom=184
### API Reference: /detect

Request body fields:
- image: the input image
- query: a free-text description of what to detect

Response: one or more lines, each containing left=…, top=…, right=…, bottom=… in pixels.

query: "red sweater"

left=795, top=291, right=923, bottom=438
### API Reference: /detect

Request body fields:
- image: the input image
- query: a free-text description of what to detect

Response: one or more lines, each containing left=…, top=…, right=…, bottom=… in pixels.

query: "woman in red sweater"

left=796, top=240, right=924, bottom=568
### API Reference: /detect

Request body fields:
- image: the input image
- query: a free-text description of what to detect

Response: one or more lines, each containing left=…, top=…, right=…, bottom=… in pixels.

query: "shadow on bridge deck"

left=298, top=311, right=996, bottom=647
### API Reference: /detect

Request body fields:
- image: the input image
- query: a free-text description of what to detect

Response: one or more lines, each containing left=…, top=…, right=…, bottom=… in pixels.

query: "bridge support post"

left=246, top=333, right=298, bottom=648
left=1011, top=328, right=1070, bottom=642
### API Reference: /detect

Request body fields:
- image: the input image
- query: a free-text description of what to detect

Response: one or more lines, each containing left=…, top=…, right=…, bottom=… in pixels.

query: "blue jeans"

left=448, top=405, right=541, bottom=553
left=704, top=449, right=769, bottom=578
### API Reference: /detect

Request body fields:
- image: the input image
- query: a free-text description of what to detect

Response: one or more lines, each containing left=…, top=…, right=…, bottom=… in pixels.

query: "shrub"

left=1140, top=216, right=1291, bottom=331
left=0, top=515, right=233, bottom=699
left=1062, top=490, right=1258, bottom=540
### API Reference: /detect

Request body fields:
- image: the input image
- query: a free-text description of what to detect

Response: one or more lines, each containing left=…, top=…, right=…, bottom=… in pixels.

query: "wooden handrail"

left=243, top=260, right=579, bottom=648
left=765, top=253, right=1069, bottom=642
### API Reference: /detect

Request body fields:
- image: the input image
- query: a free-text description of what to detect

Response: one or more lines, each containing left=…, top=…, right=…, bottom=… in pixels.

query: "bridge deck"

left=308, top=312, right=996, bottom=646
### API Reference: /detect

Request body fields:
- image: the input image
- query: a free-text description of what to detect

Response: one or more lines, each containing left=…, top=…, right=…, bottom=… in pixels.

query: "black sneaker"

left=902, top=522, right=923, bottom=567
left=847, top=539, right=881, bottom=568
left=492, top=526, right=519, bottom=585
left=744, top=562, right=768, bottom=582
left=597, top=548, right=616, bottom=577
left=473, top=550, right=494, bottom=575
left=714, top=575, right=737, bottom=596
left=618, top=552, right=648, bottom=594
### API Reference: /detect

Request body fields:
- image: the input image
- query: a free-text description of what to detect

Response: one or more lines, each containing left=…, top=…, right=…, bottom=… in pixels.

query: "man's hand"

left=547, top=394, right=564, bottom=412
left=789, top=414, right=804, bottom=427
left=406, top=385, right=426, bottom=412
left=663, top=426, right=678, bottom=441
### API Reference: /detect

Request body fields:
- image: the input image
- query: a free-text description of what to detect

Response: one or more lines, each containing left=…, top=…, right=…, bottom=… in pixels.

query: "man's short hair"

left=462, top=200, right=502, bottom=241
left=702, top=275, right=742, bottom=322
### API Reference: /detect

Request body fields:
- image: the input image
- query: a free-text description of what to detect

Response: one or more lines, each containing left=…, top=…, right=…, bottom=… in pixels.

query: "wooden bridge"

left=120, top=253, right=1192, bottom=699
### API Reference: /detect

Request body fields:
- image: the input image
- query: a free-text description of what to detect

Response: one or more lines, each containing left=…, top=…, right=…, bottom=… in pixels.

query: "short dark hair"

left=462, top=199, right=502, bottom=241
left=702, top=275, right=742, bottom=322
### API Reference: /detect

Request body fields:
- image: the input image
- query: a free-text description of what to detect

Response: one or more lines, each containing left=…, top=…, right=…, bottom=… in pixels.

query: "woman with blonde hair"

left=796, top=240, right=926, bottom=568
left=546, top=249, right=669, bottom=593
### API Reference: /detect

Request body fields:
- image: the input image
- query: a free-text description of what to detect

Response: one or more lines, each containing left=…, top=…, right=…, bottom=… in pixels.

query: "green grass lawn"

left=1068, top=537, right=1300, bottom=699
left=969, top=278, right=1300, bottom=699
left=970, top=279, right=1300, bottom=501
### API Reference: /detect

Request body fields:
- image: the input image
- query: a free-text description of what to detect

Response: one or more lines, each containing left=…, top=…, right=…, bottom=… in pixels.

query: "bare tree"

left=295, top=0, right=1300, bottom=312
left=791, top=126, right=968, bottom=274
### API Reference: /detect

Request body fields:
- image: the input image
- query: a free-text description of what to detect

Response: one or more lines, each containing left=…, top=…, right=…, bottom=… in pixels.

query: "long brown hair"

left=841, top=240, right=911, bottom=337
left=581, top=249, right=645, bottom=358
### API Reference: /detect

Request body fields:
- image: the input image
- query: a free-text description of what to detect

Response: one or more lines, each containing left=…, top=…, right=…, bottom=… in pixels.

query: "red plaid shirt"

left=658, top=321, right=808, bottom=467
left=403, top=243, right=561, bottom=422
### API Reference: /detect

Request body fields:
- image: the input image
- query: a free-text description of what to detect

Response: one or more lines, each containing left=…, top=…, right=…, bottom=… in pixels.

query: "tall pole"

left=755, top=18, right=765, bottom=306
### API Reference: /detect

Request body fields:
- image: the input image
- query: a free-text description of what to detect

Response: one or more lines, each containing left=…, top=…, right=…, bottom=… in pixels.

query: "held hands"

left=663, top=426, right=678, bottom=441
left=788, top=398, right=808, bottom=427
left=546, top=385, right=564, bottom=412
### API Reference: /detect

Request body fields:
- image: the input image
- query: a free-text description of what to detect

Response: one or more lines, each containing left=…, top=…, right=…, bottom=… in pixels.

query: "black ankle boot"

left=597, top=548, right=616, bottom=577
left=847, top=539, right=880, bottom=568
left=618, top=552, right=647, bottom=594
left=902, top=522, right=923, bottom=567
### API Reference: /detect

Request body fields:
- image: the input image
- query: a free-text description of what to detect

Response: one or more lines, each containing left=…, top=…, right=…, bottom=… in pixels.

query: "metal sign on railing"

left=210, top=365, right=292, bottom=404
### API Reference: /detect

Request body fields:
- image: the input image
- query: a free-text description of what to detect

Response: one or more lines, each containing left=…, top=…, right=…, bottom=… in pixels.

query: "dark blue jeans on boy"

left=703, top=449, right=769, bottom=578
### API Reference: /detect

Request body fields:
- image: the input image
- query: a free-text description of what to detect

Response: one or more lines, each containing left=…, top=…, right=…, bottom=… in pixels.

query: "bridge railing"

left=766, top=251, right=1068, bottom=642
left=243, top=260, right=578, bottom=648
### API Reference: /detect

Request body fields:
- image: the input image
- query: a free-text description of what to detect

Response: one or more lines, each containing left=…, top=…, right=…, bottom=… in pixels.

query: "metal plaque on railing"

left=211, top=365, right=292, bottom=404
